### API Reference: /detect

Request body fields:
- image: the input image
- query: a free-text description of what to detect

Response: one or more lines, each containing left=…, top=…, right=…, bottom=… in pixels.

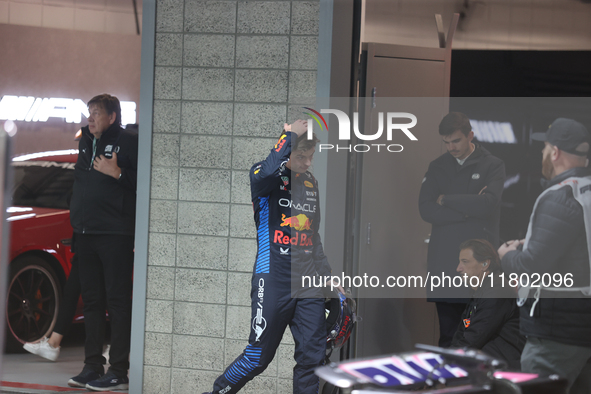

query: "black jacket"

left=451, top=275, right=525, bottom=370
left=501, top=167, right=591, bottom=347
left=419, top=145, right=505, bottom=299
left=70, top=123, right=138, bottom=235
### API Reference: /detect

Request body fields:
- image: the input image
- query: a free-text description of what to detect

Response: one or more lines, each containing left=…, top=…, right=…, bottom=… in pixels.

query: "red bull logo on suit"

left=280, top=213, right=312, bottom=231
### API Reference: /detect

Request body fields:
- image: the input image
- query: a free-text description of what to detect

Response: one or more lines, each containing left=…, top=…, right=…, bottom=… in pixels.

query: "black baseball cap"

left=531, top=118, right=590, bottom=157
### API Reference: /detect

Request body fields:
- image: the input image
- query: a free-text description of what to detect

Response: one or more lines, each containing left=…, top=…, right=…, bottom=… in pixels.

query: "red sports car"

left=4, top=149, right=80, bottom=351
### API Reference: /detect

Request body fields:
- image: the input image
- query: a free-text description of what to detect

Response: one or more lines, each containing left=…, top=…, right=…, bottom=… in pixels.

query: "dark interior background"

left=450, top=50, right=591, bottom=242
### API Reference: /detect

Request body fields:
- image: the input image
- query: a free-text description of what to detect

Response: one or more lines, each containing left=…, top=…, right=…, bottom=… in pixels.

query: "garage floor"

left=2, top=344, right=89, bottom=393
left=1, top=326, right=125, bottom=394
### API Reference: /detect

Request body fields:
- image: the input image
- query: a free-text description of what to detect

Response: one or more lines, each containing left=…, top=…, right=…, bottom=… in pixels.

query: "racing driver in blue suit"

left=204, top=120, right=339, bottom=394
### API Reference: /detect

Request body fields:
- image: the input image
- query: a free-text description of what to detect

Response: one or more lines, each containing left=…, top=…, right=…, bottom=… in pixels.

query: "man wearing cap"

left=499, top=118, right=591, bottom=390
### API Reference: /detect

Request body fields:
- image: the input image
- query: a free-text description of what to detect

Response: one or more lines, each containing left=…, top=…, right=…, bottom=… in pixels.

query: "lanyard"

left=90, top=138, right=98, bottom=169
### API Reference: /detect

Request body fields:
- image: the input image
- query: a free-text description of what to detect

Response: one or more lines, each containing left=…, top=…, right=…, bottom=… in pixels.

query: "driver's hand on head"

left=289, top=119, right=308, bottom=137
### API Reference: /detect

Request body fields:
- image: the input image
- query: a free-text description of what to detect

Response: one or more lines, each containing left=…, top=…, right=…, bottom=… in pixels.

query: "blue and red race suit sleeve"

left=250, top=131, right=294, bottom=199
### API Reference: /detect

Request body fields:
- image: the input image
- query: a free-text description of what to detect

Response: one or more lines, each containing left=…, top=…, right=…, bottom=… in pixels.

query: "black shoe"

left=86, top=371, right=129, bottom=391
left=68, top=367, right=104, bottom=388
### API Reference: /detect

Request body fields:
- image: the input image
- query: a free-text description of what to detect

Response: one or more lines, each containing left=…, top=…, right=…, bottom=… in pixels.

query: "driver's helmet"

left=325, top=291, right=356, bottom=350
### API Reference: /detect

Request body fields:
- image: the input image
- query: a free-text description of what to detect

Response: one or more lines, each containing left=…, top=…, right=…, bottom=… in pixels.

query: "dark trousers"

left=436, top=301, right=466, bottom=348
left=522, top=337, right=591, bottom=393
left=212, top=274, right=326, bottom=394
left=77, top=233, right=134, bottom=377
left=53, top=254, right=81, bottom=335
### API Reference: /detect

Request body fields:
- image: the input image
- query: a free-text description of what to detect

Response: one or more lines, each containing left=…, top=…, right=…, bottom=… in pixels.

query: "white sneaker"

left=23, top=337, right=60, bottom=361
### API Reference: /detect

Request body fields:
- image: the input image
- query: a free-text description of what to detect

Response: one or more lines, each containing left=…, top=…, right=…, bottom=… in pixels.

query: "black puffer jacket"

left=419, top=144, right=505, bottom=299
left=451, top=276, right=525, bottom=370
left=70, top=123, right=138, bottom=236
left=501, top=167, right=591, bottom=347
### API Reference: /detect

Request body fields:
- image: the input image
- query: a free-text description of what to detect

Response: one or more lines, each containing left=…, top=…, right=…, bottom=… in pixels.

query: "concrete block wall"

left=144, top=1, right=320, bottom=393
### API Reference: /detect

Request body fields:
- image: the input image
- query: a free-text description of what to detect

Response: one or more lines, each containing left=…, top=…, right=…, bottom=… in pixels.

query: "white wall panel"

left=363, top=0, right=591, bottom=50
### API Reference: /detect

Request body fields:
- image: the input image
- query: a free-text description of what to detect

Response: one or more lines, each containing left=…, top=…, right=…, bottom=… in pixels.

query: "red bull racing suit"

left=210, top=131, right=332, bottom=394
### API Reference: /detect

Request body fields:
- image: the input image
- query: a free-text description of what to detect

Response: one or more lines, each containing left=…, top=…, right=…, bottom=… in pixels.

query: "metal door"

left=353, top=16, right=458, bottom=357
left=0, top=128, right=13, bottom=369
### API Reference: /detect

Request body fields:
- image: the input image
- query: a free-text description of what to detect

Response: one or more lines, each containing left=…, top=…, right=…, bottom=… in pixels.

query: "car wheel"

left=5, top=256, right=61, bottom=352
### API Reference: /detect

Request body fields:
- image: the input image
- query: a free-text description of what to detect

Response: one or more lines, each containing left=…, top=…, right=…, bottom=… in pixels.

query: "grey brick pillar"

left=143, top=1, right=321, bottom=393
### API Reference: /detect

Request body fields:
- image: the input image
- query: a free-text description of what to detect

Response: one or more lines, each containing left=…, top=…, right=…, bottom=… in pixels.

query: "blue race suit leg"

left=211, top=276, right=326, bottom=394
left=212, top=274, right=292, bottom=394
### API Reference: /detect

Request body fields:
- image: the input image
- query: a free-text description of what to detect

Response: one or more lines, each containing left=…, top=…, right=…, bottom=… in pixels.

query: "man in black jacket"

left=68, top=94, right=137, bottom=391
left=499, top=118, right=591, bottom=391
left=451, top=239, right=524, bottom=370
left=419, top=112, right=505, bottom=347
